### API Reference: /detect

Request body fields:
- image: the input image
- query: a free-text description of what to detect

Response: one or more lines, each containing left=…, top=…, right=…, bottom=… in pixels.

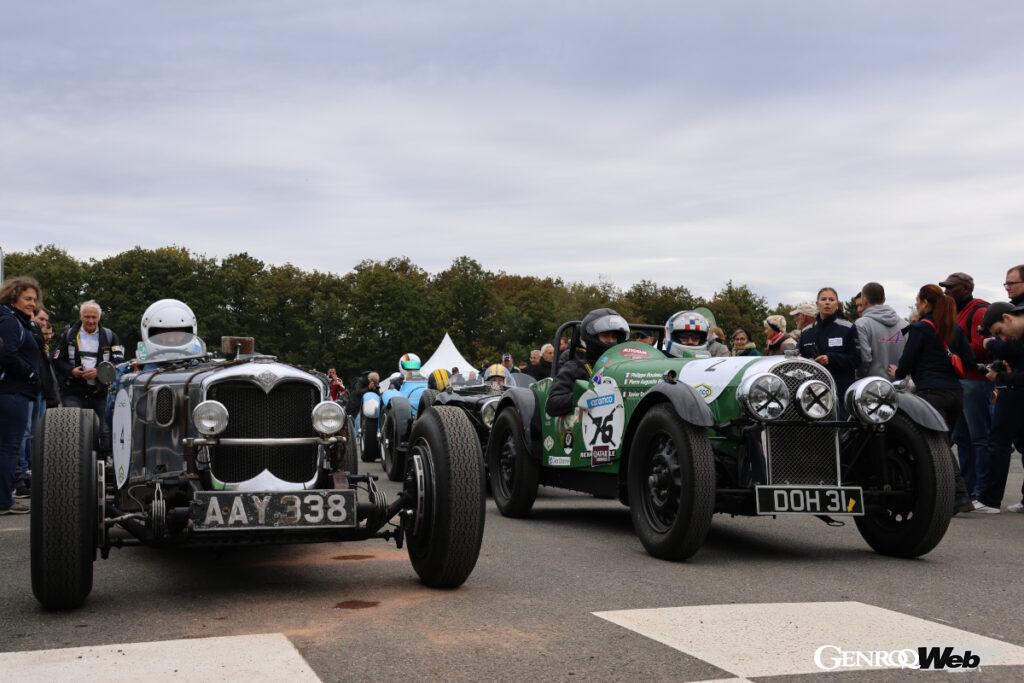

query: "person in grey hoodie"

left=854, top=282, right=908, bottom=378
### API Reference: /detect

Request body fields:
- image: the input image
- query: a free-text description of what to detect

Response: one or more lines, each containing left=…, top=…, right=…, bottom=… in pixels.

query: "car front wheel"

left=31, top=407, right=98, bottom=610
left=627, top=404, right=715, bottom=561
left=853, top=413, right=953, bottom=558
left=405, top=407, right=486, bottom=588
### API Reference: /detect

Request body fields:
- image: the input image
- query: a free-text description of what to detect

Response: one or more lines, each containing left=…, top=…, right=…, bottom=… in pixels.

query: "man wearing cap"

left=940, top=272, right=993, bottom=502
left=853, top=282, right=907, bottom=380
left=788, top=303, right=817, bottom=344
left=973, top=302, right=1024, bottom=513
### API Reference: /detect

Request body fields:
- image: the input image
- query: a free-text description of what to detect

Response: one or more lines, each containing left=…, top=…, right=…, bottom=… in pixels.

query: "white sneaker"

left=974, top=504, right=1001, bottom=514
left=972, top=499, right=985, bottom=510
left=1007, top=502, right=1024, bottom=514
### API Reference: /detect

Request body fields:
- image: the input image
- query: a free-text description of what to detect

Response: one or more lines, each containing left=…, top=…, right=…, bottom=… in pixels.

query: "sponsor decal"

left=548, top=456, right=571, bottom=467
left=590, top=445, right=612, bottom=466
left=619, top=346, right=651, bottom=360
left=543, top=436, right=554, bottom=451
left=577, top=377, right=625, bottom=454
left=562, top=429, right=574, bottom=454
left=693, top=383, right=713, bottom=400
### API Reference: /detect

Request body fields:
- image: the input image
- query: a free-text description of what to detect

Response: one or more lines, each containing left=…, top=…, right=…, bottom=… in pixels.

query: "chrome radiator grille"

left=764, top=361, right=840, bottom=485
left=206, top=380, right=320, bottom=484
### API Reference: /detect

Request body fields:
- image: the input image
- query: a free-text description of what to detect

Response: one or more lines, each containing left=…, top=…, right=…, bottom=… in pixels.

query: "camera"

left=990, top=360, right=1009, bottom=374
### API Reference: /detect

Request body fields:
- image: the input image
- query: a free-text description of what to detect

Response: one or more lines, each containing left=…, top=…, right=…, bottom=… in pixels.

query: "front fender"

left=639, top=381, right=715, bottom=428
left=497, top=387, right=539, bottom=462
left=896, top=393, right=948, bottom=432
left=388, top=396, right=414, bottom=450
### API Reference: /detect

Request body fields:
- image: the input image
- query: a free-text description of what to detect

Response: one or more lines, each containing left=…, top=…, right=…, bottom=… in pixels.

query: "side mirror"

left=96, top=361, right=117, bottom=386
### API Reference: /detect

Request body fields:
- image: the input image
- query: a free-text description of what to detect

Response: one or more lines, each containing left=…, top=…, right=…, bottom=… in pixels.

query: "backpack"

left=919, top=319, right=965, bottom=379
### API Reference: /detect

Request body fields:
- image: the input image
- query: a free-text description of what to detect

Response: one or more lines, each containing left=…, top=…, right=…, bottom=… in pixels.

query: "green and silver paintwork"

left=534, top=341, right=825, bottom=473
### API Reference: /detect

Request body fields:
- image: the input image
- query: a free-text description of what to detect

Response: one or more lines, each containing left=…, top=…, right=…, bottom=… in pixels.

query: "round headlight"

left=192, top=400, right=229, bottom=436
left=796, top=380, right=835, bottom=420
left=845, top=378, right=898, bottom=425
left=481, top=399, right=499, bottom=428
left=737, top=373, right=790, bottom=421
left=363, top=397, right=380, bottom=418
left=312, top=400, right=346, bottom=436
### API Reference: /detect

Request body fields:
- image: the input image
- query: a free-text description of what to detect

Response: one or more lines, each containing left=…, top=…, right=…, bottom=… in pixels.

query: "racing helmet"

left=483, top=363, right=511, bottom=389
left=140, top=299, right=199, bottom=354
left=429, top=368, right=451, bottom=391
left=399, top=353, right=421, bottom=373
left=580, top=308, right=629, bottom=364
left=664, top=310, right=710, bottom=357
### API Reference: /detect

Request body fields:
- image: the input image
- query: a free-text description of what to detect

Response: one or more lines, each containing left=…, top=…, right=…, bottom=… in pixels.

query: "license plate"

left=192, top=490, right=357, bottom=530
left=755, top=485, right=865, bottom=516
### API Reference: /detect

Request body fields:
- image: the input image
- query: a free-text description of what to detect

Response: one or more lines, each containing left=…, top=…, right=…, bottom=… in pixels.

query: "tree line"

left=4, top=245, right=803, bottom=380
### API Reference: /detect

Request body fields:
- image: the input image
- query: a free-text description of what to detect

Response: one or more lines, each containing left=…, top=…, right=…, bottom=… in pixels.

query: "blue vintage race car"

left=366, top=354, right=430, bottom=481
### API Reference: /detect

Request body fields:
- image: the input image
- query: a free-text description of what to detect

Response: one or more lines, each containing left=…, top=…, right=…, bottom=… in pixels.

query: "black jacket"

left=525, top=359, right=551, bottom=381
left=347, top=382, right=380, bottom=417
left=0, top=304, right=41, bottom=399
left=546, top=359, right=590, bottom=417
left=799, top=313, right=861, bottom=396
left=28, top=321, right=59, bottom=405
left=894, top=315, right=976, bottom=390
left=54, top=321, right=124, bottom=397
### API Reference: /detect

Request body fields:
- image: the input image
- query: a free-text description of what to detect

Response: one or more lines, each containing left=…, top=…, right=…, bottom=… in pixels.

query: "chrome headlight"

left=192, top=400, right=229, bottom=436
left=737, top=373, right=790, bottom=421
left=362, top=397, right=380, bottom=418
left=481, top=399, right=499, bottom=428
left=845, top=378, right=898, bottom=425
left=796, top=380, right=835, bottom=420
left=312, top=400, right=346, bottom=436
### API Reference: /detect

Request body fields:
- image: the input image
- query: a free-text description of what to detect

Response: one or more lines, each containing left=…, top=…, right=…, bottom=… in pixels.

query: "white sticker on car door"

left=112, top=388, right=132, bottom=488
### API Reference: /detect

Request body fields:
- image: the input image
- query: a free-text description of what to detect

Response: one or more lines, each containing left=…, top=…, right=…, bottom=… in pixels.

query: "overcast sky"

left=2, top=1, right=1022, bottom=313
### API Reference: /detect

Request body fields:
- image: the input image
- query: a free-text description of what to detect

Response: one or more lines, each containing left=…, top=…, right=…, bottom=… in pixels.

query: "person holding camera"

left=973, top=302, right=1024, bottom=513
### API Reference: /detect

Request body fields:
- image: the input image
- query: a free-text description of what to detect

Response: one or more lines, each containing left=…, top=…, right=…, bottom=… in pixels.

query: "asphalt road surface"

left=3, top=463, right=1024, bottom=682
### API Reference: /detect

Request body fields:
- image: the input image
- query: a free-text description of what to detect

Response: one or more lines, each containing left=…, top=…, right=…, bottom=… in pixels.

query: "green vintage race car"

left=479, top=319, right=955, bottom=561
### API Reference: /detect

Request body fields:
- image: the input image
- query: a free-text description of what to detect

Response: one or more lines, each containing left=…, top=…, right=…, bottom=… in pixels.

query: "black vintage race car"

left=30, top=333, right=486, bottom=610
left=418, top=372, right=537, bottom=452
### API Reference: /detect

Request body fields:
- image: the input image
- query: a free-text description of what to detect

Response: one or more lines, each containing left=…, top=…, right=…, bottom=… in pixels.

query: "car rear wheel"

left=627, top=404, right=715, bottom=561
left=343, top=416, right=359, bottom=474
left=31, top=407, right=98, bottom=610
left=381, top=408, right=404, bottom=481
left=405, top=407, right=485, bottom=588
left=486, top=408, right=538, bottom=517
left=361, top=417, right=380, bottom=462
left=418, top=389, right=439, bottom=415
left=853, top=413, right=953, bottom=558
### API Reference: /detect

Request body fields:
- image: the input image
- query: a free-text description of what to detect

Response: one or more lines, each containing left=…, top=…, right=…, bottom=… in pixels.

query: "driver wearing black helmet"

left=546, top=308, right=629, bottom=417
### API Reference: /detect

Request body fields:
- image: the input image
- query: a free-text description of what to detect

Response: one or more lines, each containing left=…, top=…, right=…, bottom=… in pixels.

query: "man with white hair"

left=526, top=343, right=555, bottom=380
left=54, top=300, right=124, bottom=417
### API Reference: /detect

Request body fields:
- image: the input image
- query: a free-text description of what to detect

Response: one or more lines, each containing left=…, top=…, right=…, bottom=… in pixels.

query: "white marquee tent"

left=420, top=333, right=477, bottom=377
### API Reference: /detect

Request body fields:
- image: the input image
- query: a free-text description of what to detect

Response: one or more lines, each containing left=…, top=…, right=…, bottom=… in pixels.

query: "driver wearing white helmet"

left=663, top=311, right=713, bottom=359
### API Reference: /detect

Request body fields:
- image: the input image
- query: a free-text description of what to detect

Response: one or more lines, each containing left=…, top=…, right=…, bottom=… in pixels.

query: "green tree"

left=706, top=281, right=770, bottom=349
left=3, top=244, right=87, bottom=329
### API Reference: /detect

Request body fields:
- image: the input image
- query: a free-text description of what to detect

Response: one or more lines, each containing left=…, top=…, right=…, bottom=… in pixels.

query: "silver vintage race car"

left=30, top=333, right=485, bottom=610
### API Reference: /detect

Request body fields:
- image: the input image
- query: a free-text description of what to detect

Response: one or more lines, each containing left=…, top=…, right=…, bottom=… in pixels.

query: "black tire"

left=853, top=413, right=954, bottom=558
left=382, top=407, right=405, bottom=482
left=360, top=416, right=379, bottom=462
left=31, top=407, right=97, bottom=610
left=406, top=407, right=486, bottom=588
left=627, top=403, right=715, bottom=561
left=343, top=416, right=359, bottom=474
left=418, top=389, right=439, bottom=415
left=486, top=408, right=539, bottom=517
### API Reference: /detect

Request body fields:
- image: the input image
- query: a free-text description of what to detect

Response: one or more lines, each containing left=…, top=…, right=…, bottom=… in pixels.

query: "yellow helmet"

left=429, top=368, right=451, bottom=391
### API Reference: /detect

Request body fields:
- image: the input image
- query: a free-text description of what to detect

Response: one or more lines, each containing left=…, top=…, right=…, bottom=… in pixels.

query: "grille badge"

left=782, top=368, right=814, bottom=380
left=255, top=370, right=278, bottom=393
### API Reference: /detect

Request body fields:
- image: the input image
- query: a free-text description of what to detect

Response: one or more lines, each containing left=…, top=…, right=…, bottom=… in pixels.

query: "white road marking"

left=0, top=527, right=28, bottom=532
left=0, top=633, right=321, bottom=682
left=594, top=601, right=1024, bottom=678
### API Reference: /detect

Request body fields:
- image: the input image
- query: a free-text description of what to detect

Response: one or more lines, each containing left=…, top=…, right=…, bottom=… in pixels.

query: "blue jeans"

left=0, top=394, right=31, bottom=509
left=953, top=379, right=993, bottom=499
left=18, top=393, right=45, bottom=485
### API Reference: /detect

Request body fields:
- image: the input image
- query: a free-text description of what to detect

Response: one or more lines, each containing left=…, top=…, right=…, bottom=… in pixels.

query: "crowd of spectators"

left=6, top=263, right=1024, bottom=516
